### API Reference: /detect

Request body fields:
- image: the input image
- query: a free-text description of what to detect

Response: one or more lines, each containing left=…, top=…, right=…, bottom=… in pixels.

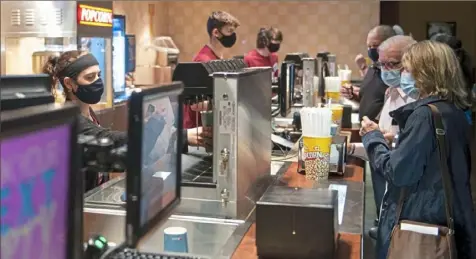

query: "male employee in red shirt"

left=183, top=11, right=241, bottom=129
left=244, top=27, right=283, bottom=79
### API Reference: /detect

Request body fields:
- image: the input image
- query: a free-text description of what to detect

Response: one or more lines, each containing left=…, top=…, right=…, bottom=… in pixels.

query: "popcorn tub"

left=301, top=136, right=332, bottom=181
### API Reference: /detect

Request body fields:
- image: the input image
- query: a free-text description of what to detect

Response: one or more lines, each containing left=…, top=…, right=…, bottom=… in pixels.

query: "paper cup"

left=331, top=104, right=343, bottom=131
left=338, top=69, right=352, bottom=85
left=164, top=227, right=188, bottom=253
left=200, top=110, right=213, bottom=127
left=302, top=136, right=332, bottom=181
left=330, top=124, right=338, bottom=136
left=324, top=76, right=341, bottom=102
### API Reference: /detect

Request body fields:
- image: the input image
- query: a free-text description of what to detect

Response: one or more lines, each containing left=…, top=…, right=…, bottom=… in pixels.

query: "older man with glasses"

left=347, top=35, right=417, bottom=239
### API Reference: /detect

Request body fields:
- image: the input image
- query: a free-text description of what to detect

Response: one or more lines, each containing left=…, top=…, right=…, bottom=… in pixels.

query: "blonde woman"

left=359, top=41, right=476, bottom=259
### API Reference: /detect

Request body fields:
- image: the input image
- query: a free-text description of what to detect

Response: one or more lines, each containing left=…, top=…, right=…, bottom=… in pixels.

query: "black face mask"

left=74, top=78, right=104, bottom=104
left=218, top=32, right=237, bottom=48
left=268, top=43, right=280, bottom=53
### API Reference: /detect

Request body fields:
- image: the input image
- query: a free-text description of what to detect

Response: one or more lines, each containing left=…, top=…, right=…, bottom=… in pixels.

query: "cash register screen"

left=0, top=124, right=71, bottom=259
left=140, top=93, right=179, bottom=226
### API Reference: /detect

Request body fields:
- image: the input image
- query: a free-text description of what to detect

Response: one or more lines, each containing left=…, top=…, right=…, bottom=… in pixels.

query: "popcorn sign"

left=77, top=4, right=113, bottom=27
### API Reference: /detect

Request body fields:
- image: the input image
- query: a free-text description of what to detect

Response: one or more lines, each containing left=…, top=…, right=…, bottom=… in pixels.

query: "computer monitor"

left=126, top=82, right=183, bottom=246
left=0, top=103, right=81, bottom=259
left=279, top=61, right=295, bottom=117
left=0, top=74, right=55, bottom=111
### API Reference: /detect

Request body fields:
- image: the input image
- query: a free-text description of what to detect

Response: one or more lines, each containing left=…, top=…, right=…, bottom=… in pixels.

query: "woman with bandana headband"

left=244, top=27, right=283, bottom=79
left=43, top=51, right=212, bottom=190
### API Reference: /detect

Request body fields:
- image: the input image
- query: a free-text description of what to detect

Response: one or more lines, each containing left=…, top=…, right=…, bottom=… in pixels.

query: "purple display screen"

left=0, top=125, right=71, bottom=259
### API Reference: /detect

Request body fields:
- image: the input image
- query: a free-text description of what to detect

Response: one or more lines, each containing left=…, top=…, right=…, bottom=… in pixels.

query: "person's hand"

left=355, top=54, right=366, bottom=69
left=383, top=132, right=395, bottom=145
left=340, top=83, right=354, bottom=99
left=347, top=143, right=355, bottom=154
left=360, top=116, right=379, bottom=136
left=351, top=85, right=360, bottom=99
left=187, top=126, right=213, bottom=148
left=340, top=83, right=360, bottom=100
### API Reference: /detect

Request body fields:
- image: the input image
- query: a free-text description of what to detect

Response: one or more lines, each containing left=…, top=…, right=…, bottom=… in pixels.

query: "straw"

left=299, top=107, right=332, bottom=137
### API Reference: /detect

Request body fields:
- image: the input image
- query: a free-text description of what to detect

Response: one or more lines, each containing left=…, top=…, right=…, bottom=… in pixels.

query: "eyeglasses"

left=375, top=61, right=402, bottom=70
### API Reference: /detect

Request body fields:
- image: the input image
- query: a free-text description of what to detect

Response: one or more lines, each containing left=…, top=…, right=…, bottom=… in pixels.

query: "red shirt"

left=193, top=45, right=220, bottom=62
left=244, top=49, right=279, bottom=77
left=183, top=45, right=220, bottom=129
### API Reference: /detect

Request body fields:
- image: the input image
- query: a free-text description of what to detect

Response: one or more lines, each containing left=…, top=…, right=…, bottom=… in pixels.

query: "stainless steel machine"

left=302, top=57, right=317, bottom=107
left=1, top=1, right=114, bottom=109
left=173, top=60, right=274, bottom=220
left=283, top=52, right=309, bottom=106
left=82, top=60, right=278, bottom=258
left=0, top=1, right=77, bottom=75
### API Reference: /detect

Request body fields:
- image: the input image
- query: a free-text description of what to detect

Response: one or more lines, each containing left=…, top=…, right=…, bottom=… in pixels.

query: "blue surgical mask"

left=381, top=69, right=401, bottom=87
left=368, top=48, right=379, bottom=62
left=400, top=72, right=419, bottom=99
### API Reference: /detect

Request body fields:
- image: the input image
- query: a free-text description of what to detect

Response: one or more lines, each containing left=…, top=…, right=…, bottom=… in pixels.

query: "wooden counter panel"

left=232, top=162, right=364, bottom=259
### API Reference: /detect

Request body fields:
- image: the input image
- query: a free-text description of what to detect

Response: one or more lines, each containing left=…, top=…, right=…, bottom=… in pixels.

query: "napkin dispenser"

left=330, top=135, right=347, bottom=175
left=256, top=186, right=338, bottom=259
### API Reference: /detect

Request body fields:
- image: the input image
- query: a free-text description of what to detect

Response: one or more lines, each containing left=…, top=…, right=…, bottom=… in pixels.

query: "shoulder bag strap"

left=394, top=104, right=455, bottom=232
left=427, top=104, right=455, bottom=232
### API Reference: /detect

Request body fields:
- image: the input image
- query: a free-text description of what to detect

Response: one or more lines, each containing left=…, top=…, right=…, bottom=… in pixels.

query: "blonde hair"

left=402, top=40, right=471, bottom=109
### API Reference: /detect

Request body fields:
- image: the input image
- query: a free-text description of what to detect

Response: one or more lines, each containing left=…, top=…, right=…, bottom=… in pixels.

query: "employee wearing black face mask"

left=244, top=27, right=284, bottom=79
left=184, top=11, right=240, bottom=131
left=192, top=11, right=241, bottom=63
left=43, top=51, right=212, bottom=191
left=340, top=25, right=403, bottom=122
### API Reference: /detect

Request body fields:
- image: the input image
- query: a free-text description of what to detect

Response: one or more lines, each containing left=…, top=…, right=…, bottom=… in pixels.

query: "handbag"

left=387, top=104, right=458, bottom=259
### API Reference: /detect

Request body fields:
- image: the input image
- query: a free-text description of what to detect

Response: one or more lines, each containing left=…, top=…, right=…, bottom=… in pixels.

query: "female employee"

left=360, top=41, right=476, bottom=259
left=244, top=27, right=283, bottom=78
left=42, top=50, right=212, bottom=190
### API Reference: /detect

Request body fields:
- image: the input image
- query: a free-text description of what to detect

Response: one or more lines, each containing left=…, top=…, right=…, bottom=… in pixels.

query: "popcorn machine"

left=0, top=1, right=114, bottom=109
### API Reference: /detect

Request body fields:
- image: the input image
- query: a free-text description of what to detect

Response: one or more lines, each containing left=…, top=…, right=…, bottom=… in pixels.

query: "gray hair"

left=370, top=25, right=396, bottom=42
left=392, top=25, right=404, bottom=36
left=379, top=35, right=417, bottom=57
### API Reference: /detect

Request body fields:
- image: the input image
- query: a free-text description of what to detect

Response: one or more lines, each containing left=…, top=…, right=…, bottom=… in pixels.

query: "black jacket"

left=363, top=96, right=476, bottom=259
left=358, top=66, right=388, bottom=122
left=78, top=114, right=128, bottom=146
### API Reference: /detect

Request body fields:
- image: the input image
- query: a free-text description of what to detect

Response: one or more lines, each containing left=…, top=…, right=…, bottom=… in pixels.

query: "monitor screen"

left=126, top=35, right=136, bottom=73
left=113, top=15, right=126, bottom=98
left=0, top=124, right=71, bottom=259
left=140, top=93, right=179, bottom=226
left=288, top=63, right=295, bottom=109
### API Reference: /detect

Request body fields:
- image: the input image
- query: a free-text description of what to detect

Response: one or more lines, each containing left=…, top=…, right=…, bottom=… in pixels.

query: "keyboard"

left=111, top=249, right=205, bottom=259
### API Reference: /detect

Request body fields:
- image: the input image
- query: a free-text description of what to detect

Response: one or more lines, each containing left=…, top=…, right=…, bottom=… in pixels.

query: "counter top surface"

left=232, top=161, right=364, bottom=259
